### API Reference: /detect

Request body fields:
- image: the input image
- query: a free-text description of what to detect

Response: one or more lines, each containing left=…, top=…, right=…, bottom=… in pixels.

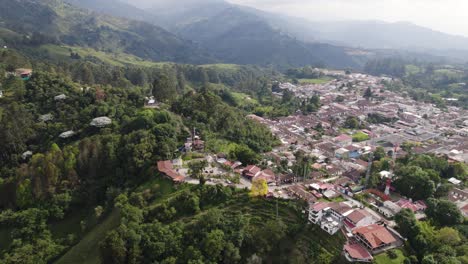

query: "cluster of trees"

left=395, top=209, right=466, bottom=264
left=100, top=184, right=340, bottom=264
left=286, top=66, right=324, bottom=79
left=393, top=154, right=467, bottom=200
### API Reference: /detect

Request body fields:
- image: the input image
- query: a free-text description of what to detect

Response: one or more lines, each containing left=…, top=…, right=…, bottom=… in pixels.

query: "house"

left=335, top=148, right=350, bottom=159
left=157, top=160, right=185, bottom=183
left=395, top=199, right=427, bottom=213
left=345, top=145, right=361, bottom=159
left=378, top=201, right=401, bottom=218
left=253, top=169, right=276, bottom=184
left=319, top=202, right=354, bottom=235
left=334, top=134, right=353, bottom=147
left=14, top=68, right=33, bottom=80
left=309, top=202, right=332, bottom=224
left=343, top=243, right=373, bottom=263
left=344, top=209, right=377, bottom=230
left=242, top=165, right=262, bottom=179
left=353, top=224, right=397, bottom=253
left=288, top=185, right=317, bottom=202
left=278, top=174, right=298, bottom=184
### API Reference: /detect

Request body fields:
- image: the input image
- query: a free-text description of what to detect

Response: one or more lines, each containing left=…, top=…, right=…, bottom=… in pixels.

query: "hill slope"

left=0, top=0, right=214, bottom=64
left=62, top=0, right=368, bottom=69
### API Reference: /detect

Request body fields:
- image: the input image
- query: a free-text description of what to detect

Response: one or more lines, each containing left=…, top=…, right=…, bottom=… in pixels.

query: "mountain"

left=258, top=15, right=468, bottom=61
left=64, top=0, right=156, bottom=23
left=64, top=0, right=368, bottom=69
left=0, top=0, right=214, bottom=64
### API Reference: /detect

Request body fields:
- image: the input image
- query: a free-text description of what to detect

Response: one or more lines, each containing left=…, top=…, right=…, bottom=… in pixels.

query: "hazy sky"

left=227, top=0, right=468, bottom=37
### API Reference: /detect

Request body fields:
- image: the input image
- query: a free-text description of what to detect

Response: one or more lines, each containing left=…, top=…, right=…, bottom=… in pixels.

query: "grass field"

left=298, top=77, right=333, bottom=84
left=231, top=92, right=259, bottom=107
left=374, top=249, right=406, bottom=264
left=37, top=44, right=172, bottom=68
left=54, top=209, right=121, bottom=264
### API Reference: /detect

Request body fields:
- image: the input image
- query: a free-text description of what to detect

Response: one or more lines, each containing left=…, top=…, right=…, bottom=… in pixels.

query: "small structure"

left=157, top=160, right=185, bottom=183
left=59, top=130, right=76, bottom=139
left=22, top=151, right=33, bottom=160
left=90, top=117, right=112, bottom=128
left=0, top=90, right=3, bottom=98
left=54, top=94, right=67, bottom=101
left=39, top=114, right=54, bottom=122
left=15, top=68, right=33, bottom=80
left=448, top=177, right=462, bottom=185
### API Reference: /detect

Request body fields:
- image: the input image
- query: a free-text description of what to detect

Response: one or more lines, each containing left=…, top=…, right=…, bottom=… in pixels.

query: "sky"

left=226, top=0, right=468, bottom=37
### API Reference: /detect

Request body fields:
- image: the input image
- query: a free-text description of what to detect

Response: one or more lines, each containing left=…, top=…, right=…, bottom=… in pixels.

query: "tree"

left=344, top=116, right=360, bottom=129
left=188, top=160, right=208, bottom=182
left=374, top=147, right=387, bottom=161
left=203, top=229, right=225, bottom=262
left=100, top=231, right=127, bottom=264
left=426, top=199, right=463, bottom=226
left=435, top=227, right=462, bottom=246
left=395, top=209, right=420, bottom=239
left=153, top=73, right=177, bottom=103
left=250, top=179, right=268, bottom=197
left=363, top=87, right=373, bottom=99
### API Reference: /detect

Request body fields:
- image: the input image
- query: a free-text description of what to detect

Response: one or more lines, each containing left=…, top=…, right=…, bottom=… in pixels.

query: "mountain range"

left=2, top=0, right=468, bottom=69
left=63, top=0, right=369, bottom=69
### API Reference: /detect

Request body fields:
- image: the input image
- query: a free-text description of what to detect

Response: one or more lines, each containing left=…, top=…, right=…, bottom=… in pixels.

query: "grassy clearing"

left=405, top=65, right=421, bottom=76
left=298, top=77, right=333, bottom=84
left=231, top=92, right=259, bottom=107
left=374, top=249, right=406, bottom=264
left=54, top=209, right=121, bottom=264
left=38, top=44, right=171, bottom=68
left=201, top=64, right=241, bottom=72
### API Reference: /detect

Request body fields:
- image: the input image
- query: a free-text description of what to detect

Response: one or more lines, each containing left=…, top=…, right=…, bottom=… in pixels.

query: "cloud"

left=227, top=0, right=468, bottom=37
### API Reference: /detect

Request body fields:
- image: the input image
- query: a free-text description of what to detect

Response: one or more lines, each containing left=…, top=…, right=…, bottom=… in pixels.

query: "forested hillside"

left=56, top=0, right=368, bottom=69
left=0, top=0, right=214, bottom=64
left=0, top=45, right=324, bottom=263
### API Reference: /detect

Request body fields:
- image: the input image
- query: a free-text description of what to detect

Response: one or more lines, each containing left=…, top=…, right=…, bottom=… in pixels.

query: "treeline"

left=99, top=185, right=340, bottom=264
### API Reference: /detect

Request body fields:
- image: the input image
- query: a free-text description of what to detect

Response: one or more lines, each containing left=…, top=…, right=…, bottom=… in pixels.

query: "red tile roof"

left=353, top=224, right=396, bottom=249
left=335, top=134, right=353, bottom=142
left=157, top=160, right=185, bottom=182
left=310, top=202, right=332, bottom=212
left=347, top=209, right=371, bottom=224
left=344, top=243, right=373, bottom=261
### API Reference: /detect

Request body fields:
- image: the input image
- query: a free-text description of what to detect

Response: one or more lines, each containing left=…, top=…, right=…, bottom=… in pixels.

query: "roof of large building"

left=347, top=209, right=372, bottom=224
left=353, top=224, right=396, bottom=249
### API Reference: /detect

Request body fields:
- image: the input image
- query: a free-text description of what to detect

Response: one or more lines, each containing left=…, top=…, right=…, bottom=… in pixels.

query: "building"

left=242, top=165, right=262, bottom=179
left=334, top=134, right=353, bottom=147
left=157, top=160, right=185, bottom=183
left=344, top=209, right=377, bottom=230
left=353, top=224, right=397, bottom=253
left=343, top=243, right=373, bottom=263
left=378, top=201, right=401, bottom=218
left=309, top=202, right=332, bottom=224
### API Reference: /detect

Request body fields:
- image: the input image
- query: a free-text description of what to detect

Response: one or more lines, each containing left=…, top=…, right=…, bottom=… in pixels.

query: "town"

left=156, top=69, right=468, bottom=262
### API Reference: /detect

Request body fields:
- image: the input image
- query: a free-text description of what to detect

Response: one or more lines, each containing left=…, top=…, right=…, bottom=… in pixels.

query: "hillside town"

left=157, top=70, right=468, bottom=262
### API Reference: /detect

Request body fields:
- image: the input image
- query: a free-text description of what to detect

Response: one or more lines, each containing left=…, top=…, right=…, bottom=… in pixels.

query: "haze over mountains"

left=69, top=0, right=468, bottom=63
left=3, top=0, right=468, bottom=69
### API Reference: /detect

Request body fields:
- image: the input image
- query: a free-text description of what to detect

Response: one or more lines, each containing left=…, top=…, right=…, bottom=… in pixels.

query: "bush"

left=387, top=250, right=398, bottom=259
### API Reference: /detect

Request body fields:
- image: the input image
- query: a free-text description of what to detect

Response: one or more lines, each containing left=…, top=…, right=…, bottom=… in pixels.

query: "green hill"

left=0, top=0, right=215, bottom=64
